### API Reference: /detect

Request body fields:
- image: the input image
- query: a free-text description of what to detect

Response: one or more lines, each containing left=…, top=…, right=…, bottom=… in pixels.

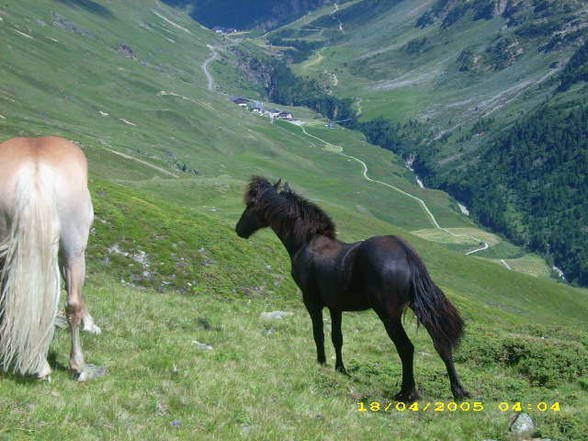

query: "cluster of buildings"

left=230, top=96, right=294, bottom=121
left=212, top=26, right=238, bottom=34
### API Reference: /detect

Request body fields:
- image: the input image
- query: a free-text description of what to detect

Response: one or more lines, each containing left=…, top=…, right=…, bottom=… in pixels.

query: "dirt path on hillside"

left=500, top=259, right=512, bottom=270
left=203, top=44, right=219, bottom=91
left=151, top=10, right=193, bottom=35
left=299, top=125, right=489, bottom=255
left=302, top=48, right=325, bottom=71
left=104, top=148, right=179, bottom=178
left=480, top=69, right=558, bottom=117
left=200, top=32, right=489, bottom=256
left=433, top=69, right=561, bottom=140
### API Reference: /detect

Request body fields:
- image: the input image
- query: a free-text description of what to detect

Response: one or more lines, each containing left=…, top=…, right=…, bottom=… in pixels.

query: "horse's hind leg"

left=376, top=311, right=420, bottom=402
left=81, top=306, right=101, bottom=335
left=60, top=198, right=106, bottom=381
left=329, top=309, right=346, bottom=373
left=434, top=344, right=470, bottom=400
left=58, top=263, right=100, bottom=335
left=62, top=247, right=87, bottom=375
left=62, top=251, right=106, bottom=381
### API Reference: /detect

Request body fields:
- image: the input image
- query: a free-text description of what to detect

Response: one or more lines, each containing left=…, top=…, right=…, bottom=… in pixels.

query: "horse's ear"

left=273, top=178, right=282, bottom=191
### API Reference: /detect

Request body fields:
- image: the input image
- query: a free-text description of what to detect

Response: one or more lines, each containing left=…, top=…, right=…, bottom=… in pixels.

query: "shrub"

left=455, top=328, right=588, bottom=387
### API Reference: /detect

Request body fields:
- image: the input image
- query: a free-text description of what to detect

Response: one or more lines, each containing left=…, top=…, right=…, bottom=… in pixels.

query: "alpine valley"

left=0, top=1, right=587, bottom=440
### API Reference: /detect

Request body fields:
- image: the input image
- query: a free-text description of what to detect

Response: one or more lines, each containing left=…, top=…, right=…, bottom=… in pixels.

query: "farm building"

left=277, top=111, right=294, bottom=120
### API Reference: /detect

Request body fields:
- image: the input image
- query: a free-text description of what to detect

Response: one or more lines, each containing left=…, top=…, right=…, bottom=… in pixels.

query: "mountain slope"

left=1, top=1, right=588, bottom=440
left=260, top=0, right=588, bottom=285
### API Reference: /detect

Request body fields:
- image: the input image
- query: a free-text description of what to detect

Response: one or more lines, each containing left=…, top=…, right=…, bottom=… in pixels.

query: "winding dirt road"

left=202, top=44, right=219, bottom=91
left=299, top=126, right=489, bottom=255
left=198, top=39, right=490, bottom=257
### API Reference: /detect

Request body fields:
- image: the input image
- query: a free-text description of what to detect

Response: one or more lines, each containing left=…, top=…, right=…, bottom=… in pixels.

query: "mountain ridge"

left=1, top=1, right=588, bottom=439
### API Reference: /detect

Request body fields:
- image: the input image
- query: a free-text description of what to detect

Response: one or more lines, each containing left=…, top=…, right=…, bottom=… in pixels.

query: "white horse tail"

left=0, top=164, right=61, bottom=376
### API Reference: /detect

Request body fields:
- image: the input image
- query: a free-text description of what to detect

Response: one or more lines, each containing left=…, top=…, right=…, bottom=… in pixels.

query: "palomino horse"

left=236, top=177, right=470, bottom=401
left=0, top=136, right=104, bottom=380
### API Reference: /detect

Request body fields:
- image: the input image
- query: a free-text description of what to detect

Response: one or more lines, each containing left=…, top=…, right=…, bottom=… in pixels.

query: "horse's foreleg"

left=306, top=304, right=326, bottom=365
left=329, top=309, right=346, bottom=373
left=378, top=313, right=420, bottom=402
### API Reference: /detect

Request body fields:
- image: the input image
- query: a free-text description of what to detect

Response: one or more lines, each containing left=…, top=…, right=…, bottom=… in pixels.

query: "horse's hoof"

left=36, top=360, right=52, bottom=380
left=452, top=389, right=472, bottom=401
left=394, top=390, right=421, bottom=403
left=37, top=373, right=52, bottom=383
left=82, top=323, right=102, bottom=335
left=335, top=365, right=349, bottom=376
left=74, top=364, right=107, bottom=382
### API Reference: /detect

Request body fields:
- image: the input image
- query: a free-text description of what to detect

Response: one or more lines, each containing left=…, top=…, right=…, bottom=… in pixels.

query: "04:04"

left=497, top=402, right=561, bottom=412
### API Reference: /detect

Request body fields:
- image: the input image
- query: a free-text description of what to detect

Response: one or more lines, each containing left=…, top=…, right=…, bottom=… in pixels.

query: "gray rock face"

left=509, top=413, right=535, bottom=440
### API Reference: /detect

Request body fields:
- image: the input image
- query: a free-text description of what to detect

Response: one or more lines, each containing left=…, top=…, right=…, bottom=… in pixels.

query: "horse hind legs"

left=379, top=314, right=421, bottom=402
left=81, top=309, right=101, bottom=335
left=63, top=248, right=106, bottom=382
left=329, top=309, right=348, bottom=375
left=54, top=308, right=102, bottom=335
left=68, top=299, right=107, bottom=382
left=435, top=346, right=470, bottom=400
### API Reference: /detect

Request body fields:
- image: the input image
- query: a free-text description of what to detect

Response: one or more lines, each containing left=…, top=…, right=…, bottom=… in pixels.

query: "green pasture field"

left=0, top=1, right=587, bottom=440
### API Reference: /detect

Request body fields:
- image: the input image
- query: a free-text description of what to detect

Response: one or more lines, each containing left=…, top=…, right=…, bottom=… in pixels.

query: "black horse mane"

left=245, top=176, right=337, bottom=242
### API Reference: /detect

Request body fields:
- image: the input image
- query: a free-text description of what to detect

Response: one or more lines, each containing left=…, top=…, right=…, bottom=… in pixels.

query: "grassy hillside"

left=261, top=0, right=588, bottom=285
left=3, top=172, right=588, bottom=441
left=0, top=0, right=478, bottom=234
left=279, top=0, right=585, bottom=128
left=1, top=1, right=588, bottom=440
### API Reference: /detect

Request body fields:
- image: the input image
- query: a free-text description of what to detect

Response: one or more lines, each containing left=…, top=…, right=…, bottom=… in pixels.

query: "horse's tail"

left=0, top=164, right=61, bottom=376
left=402, top=241, right=464, bottom=353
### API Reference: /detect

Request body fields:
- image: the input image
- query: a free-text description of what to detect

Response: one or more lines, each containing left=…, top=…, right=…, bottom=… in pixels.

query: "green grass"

left=283, top=0, right=573, bottom=130
left=1, top=272, right=586, bottom=440
left=1, top=168, right=588, bottom=441
left=501, top=255, right=553, bottom=280
left=1, top=1, right=588, bottom=440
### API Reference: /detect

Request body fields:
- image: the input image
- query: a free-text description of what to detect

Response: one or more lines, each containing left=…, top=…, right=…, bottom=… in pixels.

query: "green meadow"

left=0, top=1, right=587, bottom=440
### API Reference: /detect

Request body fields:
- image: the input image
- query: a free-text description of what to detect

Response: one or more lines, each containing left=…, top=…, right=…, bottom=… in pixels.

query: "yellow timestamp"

left=357, top=401, right=562, bottom=413
left=497, top=402, right=561, bottom=412
left=357, top=401, right=485, bottom=412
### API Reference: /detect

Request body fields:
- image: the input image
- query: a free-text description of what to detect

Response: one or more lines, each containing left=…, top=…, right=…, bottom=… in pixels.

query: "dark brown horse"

left=235, top=176, right=470, bottom=401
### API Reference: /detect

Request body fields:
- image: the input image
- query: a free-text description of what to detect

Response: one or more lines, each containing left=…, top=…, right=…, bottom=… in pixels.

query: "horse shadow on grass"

left=0, top=351, right=68, bottom=384
left=57, top=0, right=114, bottom=19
